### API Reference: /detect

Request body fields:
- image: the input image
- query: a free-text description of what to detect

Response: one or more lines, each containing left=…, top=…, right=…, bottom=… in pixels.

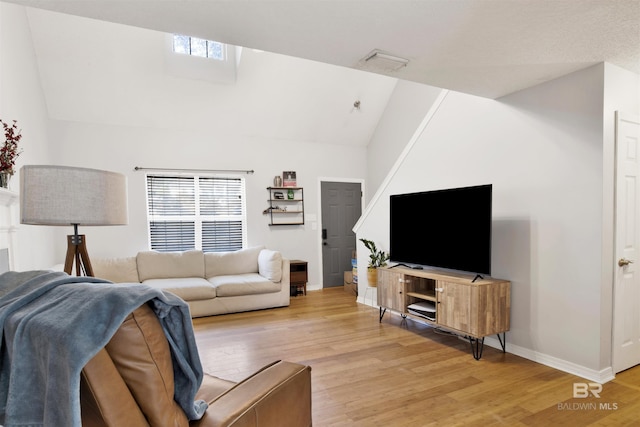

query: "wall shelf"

left=266, top=187, right=304, bottom=226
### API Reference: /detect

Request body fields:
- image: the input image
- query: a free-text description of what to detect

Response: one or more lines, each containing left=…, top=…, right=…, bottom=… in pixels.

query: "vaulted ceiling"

left=6, top=0, right=640, bottom=99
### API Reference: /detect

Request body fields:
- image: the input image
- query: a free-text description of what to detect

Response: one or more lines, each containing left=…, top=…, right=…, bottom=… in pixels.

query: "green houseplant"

left=359, top=238, right=390, bottom=287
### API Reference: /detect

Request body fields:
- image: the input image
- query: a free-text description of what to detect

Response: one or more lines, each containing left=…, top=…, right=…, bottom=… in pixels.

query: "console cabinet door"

left=437, top=281, right=473, bottom=335
left=437, top=280, right=511, bottom=337
left=377, top=269, right=405, bottom=312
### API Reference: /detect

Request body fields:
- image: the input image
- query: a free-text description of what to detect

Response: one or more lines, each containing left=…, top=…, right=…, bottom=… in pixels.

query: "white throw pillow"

left=258, top=249, right=283, bottom=282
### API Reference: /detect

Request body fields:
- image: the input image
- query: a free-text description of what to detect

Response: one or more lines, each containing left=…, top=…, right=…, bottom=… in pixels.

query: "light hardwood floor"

left=192, top=288, right=640, bottom=426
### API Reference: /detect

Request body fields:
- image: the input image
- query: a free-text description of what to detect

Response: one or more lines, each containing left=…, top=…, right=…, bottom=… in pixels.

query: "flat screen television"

left=389, top=184, right=492, bottom=276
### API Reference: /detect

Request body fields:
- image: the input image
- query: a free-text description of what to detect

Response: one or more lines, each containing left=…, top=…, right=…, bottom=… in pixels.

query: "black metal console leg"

left=469, top=337, right=485, bottom=360
left=497, top=332, right=506, bottom=353
left=379, top=307, right=387, bottom=323
left=399, top=313, right=408, bottom=325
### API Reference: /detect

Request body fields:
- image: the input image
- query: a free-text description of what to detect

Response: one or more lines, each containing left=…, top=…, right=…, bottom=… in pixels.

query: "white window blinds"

left=146, top=175, right=246, bottom=252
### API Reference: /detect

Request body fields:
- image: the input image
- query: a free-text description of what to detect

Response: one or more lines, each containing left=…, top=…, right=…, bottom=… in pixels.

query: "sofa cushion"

left=92, top=257, right=140, bottom=283
left=258, top=249, right=283, bottom=282
left=105, top=304, right=189, bottom=427
left=209, top=273, right=281, bottom=297
left=142, top=278, right=216, bottom=300
left=137, top=250, right=204, bottom=281
left=204, top=246, right=264, bottom=278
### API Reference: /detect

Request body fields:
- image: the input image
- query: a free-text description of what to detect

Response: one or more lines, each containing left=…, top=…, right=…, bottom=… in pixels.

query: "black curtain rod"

left=134, top=166, right=254, bottom=174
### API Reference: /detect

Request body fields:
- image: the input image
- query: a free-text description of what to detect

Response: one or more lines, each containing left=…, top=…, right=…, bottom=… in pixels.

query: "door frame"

left=317, top=177, right=366, bottom=288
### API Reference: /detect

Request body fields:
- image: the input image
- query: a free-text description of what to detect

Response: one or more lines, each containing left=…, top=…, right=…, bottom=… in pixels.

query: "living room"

left=1, top=0, right=640, bottom=411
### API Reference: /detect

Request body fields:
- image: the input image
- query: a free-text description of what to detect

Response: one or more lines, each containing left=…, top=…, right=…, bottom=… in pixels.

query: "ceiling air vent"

left=357, top=49, right=409, bottom=72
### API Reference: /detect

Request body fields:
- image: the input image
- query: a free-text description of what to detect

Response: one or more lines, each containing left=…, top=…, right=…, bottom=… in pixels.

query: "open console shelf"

left=377, top=266, right=511, bottom=360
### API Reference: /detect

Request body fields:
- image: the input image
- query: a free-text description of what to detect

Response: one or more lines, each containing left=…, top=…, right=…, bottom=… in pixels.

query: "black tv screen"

left=390, top=184, right=492, bottom=275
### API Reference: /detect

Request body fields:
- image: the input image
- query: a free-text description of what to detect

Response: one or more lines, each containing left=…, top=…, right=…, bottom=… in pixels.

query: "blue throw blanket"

left=0, top=270, right=207, bottom=426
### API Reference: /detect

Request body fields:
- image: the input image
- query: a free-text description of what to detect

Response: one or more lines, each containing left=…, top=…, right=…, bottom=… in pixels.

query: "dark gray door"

left=321, top=182, right=362, bottom=287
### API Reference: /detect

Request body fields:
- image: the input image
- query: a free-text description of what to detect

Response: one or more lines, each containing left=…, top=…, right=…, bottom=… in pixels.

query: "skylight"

left=172, top=35, right=226, bottom=61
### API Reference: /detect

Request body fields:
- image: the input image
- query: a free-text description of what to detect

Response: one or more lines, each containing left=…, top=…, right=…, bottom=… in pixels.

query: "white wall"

left=47, top=119, right=368, bottom=288
left=26, top=8, right=396, bottom=148
left=356, top=64, right=639, bottom=381
left=365, top=80, right=443, bottom=203
left=0, top=2, right=57, bottom=270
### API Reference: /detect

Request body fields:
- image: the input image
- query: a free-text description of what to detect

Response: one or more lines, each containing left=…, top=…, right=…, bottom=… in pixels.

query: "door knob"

left=618, top=258, right=634, bottom=267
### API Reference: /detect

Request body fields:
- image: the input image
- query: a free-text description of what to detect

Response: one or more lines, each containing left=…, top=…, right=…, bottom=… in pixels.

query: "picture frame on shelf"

left=283, top=171, right=297, bottom=187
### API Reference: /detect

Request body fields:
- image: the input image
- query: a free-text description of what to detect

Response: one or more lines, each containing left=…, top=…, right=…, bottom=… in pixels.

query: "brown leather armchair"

left=80, top=304, right=312, bottom=427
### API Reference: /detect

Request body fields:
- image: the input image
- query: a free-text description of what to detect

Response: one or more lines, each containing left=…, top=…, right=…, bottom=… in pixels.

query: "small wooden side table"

left=290, top=260, right=308, bottom=296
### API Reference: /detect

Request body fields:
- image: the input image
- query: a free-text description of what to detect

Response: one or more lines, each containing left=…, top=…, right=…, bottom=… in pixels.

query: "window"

left=173, top=34, right=226, bottom=60
left=146, top=174, right=246, bottom=252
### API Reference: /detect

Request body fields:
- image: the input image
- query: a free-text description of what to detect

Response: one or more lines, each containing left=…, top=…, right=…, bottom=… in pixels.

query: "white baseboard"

left=498, top=340, right=615, bottom=384
left=356, top=295, right=378, bottom=307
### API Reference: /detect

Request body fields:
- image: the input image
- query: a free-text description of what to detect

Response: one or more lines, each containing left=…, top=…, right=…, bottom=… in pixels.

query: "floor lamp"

left=20, top=165, right=128, bottom=277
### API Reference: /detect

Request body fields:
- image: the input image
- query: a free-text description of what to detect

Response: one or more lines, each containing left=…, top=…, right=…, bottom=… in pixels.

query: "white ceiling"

left=6, top=0, right=640, bottom=99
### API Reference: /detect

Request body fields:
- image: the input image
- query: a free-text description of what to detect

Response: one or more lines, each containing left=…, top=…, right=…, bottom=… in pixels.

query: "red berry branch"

left=0, top=119, right=23, bottom=175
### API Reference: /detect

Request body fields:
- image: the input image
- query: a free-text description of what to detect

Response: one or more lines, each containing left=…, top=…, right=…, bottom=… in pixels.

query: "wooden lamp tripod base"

left=63, top=224, right=95, bottom=277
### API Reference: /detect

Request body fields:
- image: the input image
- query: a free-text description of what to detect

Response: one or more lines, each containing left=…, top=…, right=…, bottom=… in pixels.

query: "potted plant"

left=0, top=119, right=22, bottom=188
left=359, top=238, right=390, bottom=287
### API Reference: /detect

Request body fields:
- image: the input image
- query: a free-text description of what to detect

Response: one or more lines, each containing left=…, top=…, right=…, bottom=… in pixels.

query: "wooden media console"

left=377, top=266, right=511, bottom=359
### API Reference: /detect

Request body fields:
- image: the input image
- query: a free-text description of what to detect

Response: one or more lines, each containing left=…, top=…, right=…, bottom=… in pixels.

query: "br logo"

left=573, top=382, right=602, bottom=398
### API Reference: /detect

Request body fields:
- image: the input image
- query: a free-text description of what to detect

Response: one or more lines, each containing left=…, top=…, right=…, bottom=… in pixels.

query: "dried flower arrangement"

left=0, top=119, right=23, bottom=175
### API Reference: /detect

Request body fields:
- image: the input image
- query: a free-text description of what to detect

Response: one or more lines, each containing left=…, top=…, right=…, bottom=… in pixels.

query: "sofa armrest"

left=81, top=349, right=150, bottom=427
left=191, top=361, right=311, bottom=427
left=280, top=258, right=290, bottom=286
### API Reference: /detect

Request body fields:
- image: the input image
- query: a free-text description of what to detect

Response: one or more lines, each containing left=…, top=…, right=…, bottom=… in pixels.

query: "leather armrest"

left=81, top=349, right=150, bottom=427
left=105, top=304, right=189, bottom=426
left=191, top=361, right=311, bottom=427
left=196, top=374, right=236, bottom=403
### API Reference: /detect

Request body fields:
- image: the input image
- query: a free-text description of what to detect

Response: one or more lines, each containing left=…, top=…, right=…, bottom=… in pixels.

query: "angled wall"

left=356, top=64, right=640, bottom=381
left=365, top=80, right=443, bottom=202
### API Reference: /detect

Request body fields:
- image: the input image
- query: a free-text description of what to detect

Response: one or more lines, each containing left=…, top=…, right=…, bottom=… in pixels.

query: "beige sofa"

left=92, top=246, right=290, bottom=318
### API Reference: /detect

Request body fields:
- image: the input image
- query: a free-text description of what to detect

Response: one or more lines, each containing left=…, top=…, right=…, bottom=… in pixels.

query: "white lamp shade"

left=20, top=165, right=128, bottom=226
